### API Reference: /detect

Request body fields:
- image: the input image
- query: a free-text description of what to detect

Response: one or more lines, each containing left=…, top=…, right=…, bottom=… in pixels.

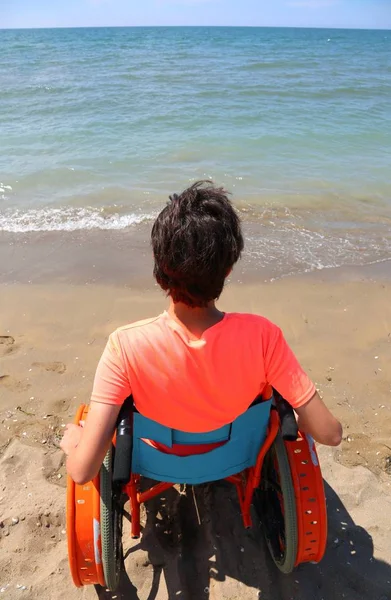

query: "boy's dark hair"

left=151, top=181, right=244, bottom=307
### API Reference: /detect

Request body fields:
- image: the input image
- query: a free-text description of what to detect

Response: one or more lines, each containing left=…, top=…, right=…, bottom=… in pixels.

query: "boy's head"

left=151, top=181, right=244, bottom=307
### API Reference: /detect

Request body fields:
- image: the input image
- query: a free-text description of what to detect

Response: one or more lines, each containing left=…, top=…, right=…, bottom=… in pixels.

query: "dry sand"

left=0, top=272, right=391, bottom=599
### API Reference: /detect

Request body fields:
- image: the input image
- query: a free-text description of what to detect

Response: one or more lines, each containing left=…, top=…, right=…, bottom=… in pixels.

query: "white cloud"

left=287, top=0, right=339, bottom=7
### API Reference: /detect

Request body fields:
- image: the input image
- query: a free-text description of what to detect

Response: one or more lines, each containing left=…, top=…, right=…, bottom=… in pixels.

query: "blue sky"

left=1, top=0, right=390, bottom=29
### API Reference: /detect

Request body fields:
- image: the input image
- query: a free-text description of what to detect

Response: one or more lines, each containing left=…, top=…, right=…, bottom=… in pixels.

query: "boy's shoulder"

left=228, top=312, right=278, bottom=328
left=227, top=313, right=282, bottom=341
left=110, top=312, right=280, bottom=343
left=114, top=313, right=165, bottom=335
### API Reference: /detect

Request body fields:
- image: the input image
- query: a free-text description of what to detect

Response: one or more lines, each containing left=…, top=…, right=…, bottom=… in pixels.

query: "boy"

left=61, top=181, right=342, bottom=483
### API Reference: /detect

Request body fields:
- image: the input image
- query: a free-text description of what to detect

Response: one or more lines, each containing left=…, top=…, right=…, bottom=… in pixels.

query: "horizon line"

left=1, top=24, right=390, bottom=32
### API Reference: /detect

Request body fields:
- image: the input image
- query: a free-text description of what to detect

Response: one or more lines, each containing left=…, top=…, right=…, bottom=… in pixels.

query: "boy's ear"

left=226, top=267, right=232, bottom=277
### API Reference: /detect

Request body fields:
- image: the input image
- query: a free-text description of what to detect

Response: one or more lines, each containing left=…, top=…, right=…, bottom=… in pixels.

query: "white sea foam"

left=0, top=207, right=156, bottom=233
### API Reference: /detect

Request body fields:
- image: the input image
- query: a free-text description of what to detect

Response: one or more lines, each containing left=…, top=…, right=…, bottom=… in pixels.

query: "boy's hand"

left=60, top=423, right=84, bottom=456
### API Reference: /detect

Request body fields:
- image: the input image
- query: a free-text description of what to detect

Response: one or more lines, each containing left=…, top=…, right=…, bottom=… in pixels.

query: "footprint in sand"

left=35, top=511, right=63, bottom=529
left=0, top=511, right=64, bottom=542
left=32, top=361, right=66, bottom=375
left=0, top=335, right=16, bottom=356
left=22, top=512, right=65, bottom=548
left=0, top=374, right=31, bottom=392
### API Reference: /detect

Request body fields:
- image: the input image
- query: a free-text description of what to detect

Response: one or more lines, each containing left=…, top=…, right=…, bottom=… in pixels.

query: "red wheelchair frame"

left=67, top=403, right=327, bottom=588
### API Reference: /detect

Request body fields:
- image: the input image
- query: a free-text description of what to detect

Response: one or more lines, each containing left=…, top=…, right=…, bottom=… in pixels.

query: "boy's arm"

left=294, top=391, right=342, bottom=446
left=61, top=331, right=130, bottom=484
left=264, top=323, right=342, bottom=447
left=61, top=401, right=122, bottom=485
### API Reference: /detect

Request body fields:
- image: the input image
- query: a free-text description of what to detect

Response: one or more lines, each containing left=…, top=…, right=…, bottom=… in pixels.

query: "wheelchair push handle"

left=113, top=396, right=133, bottom=485
left=273, top=391, right=299, bottom=442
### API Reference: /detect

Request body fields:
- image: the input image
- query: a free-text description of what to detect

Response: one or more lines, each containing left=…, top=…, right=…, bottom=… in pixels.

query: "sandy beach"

left=1, top=15, right=391, bottom=600
left=1, top=266, right=390, bottom=600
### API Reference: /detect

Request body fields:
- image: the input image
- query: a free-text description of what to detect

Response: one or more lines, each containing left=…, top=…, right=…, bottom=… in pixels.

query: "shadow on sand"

left=96, top=480, right=391, bottom=600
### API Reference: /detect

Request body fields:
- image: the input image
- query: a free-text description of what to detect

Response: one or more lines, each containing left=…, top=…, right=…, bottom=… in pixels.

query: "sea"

left=1, top=26, right=390, bottom=281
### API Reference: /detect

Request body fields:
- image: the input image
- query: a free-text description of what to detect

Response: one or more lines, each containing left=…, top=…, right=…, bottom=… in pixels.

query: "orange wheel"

left=284, top=433, right=328, bottom=566
left=66, top=405, right=105, bottom=587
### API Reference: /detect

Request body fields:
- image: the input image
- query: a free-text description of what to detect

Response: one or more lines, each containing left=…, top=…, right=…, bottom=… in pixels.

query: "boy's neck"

left=168, top=300, right=225, bottom=337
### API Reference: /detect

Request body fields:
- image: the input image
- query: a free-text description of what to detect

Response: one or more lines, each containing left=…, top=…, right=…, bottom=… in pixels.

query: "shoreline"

left=1, top=225, right=391, bottom=287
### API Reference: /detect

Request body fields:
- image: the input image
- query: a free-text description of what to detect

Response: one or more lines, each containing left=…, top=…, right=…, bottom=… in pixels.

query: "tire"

left=100, top=446, right=123, bottom=591
left=254, top=431, right=298, bottom=573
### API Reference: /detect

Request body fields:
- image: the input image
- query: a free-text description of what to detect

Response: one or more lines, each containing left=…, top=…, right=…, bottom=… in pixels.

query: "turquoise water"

left=0, top=27, right=390, bottom=276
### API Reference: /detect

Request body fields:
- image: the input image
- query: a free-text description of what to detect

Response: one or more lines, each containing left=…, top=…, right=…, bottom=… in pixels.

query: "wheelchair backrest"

left=131, top=399, right=272, bottom=484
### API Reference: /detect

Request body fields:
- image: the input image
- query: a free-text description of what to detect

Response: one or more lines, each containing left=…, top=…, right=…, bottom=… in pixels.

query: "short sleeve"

left=264, top=325, right=315, bottom=409
left=91, top=331, right=131, bottom=405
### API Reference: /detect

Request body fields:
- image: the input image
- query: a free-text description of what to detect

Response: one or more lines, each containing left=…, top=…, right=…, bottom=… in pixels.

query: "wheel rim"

left=67, top=404, right=105, bottom=587
left=284, top=433, right=328, bottom=565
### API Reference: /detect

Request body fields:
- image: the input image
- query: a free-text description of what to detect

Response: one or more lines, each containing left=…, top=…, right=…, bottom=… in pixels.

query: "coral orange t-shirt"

left=91, top=311, right=315, bottom=432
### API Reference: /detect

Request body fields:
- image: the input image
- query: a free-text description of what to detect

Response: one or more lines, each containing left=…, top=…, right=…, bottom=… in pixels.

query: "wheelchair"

left=66, top=388, right=327, bottom=591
